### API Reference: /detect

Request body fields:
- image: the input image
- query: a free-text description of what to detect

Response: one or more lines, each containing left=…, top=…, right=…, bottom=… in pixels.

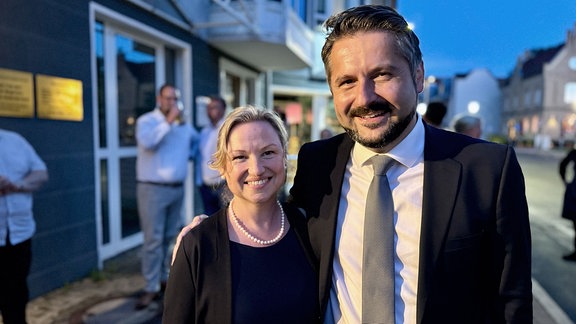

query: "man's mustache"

left=350, top=102, right=393, bottom=118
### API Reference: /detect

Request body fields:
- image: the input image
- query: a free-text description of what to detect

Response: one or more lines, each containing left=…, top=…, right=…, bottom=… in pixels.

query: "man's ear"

left=415, top=62, right=425, bottom=93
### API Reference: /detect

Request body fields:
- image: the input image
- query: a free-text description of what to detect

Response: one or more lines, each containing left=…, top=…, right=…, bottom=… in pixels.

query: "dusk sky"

left=397, top=1, right=576, bottom=79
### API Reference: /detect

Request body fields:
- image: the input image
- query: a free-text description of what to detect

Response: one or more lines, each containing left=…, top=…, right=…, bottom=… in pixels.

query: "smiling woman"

left=163, top=106, right=320, bottom=323
left=210, top=109, right=288, bottom=208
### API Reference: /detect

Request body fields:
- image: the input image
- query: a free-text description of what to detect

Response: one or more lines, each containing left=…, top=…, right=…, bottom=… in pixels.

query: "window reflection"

left=96, top=21, right=107, bottom=148
left=116, top=35, right=156, bottom=147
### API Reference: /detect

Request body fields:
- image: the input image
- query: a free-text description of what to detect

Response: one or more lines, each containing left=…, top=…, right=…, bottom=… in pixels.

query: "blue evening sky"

left=397, top=1, right=576, bottom=79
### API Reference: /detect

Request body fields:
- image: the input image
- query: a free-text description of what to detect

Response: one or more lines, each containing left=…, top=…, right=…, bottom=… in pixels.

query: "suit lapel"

left=416, top=126, right=462, bottom=323
left=311, top=135, right=355, bottom=241
left=313, top=135, right=355, bottom=312
left=322, top=136, right=355, bottom=228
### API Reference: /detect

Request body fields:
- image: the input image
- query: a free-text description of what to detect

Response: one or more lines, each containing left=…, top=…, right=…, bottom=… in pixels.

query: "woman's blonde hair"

left=209, top=105, right=288, bottom=176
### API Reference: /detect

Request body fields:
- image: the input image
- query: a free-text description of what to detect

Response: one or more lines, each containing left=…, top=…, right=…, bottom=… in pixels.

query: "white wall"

left=447, top=68, right=501, bottom=137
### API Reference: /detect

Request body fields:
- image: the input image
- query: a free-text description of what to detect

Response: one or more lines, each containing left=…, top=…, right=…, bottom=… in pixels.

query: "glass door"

left=92, top=8, right=191, bottom=263
left=115, top=34, right=156, bottom=240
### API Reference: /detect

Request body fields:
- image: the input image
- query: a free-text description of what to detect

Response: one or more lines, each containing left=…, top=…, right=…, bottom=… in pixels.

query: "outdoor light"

left=468, top=101, right=480, bottom=114
left=417, top=102, right=427, bottom=115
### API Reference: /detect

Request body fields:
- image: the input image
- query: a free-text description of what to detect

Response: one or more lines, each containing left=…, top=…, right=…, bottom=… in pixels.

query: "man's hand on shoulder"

left=171, top=214, right=209, bottom=265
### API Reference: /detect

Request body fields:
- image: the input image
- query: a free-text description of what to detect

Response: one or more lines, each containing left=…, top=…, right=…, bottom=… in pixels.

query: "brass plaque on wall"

left=36, top=74, right=83, bottom=121
left=0, top=68, right=34, bottom=118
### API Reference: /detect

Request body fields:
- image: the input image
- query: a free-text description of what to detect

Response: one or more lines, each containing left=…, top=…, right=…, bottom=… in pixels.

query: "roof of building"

left=521, top=43, right=564, bottom=79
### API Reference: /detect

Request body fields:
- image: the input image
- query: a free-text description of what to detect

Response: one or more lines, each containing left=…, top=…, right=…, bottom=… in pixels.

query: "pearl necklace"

left=229, top=200, right=285, bottom=245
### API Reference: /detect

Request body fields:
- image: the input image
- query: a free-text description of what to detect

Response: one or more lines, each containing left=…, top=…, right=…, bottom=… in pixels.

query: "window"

left=524, top=91, right=531, bottom=107
left=569, top=57, right=576, bottom=70
left=534, top=89, right=542, bottom=106
left=565, top=83, right=576, bottom=104
left=290, top=0, right=307, bottom=22
left=92, top=2, right=192, bottom=261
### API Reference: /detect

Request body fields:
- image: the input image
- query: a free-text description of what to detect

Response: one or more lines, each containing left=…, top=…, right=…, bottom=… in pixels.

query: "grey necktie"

left=362, top=155, right=395, bottom=324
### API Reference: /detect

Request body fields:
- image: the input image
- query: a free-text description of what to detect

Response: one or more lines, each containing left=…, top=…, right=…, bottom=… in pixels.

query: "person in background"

left=135, top=83, right=198, bottom=309
left=320, top=128, right=334, bottom=139
left=196, top=95, right=227, bottom=215
left=0, top=128, right=49, bottom=324
left=288, top=5, right=532, bottom=323
left=422, top=101, right=447, bottom=128
left=164, top=106, right=319, bottom=323
left=452, top=114, right=482, bottom=138
left=559, top=147, right=576, bottom=261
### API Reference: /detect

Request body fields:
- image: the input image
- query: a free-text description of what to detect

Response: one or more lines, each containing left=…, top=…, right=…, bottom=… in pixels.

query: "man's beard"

left=344, top=105, right=416, bottom=150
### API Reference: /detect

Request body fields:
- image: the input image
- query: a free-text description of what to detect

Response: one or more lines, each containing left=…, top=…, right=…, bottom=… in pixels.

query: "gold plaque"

left=36, top=74, right=83, bottom=121
left=0, top=68, right=34, bottom=118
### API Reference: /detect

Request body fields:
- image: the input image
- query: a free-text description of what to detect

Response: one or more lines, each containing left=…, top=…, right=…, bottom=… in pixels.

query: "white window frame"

left=90, top=2, right=192, bottom=266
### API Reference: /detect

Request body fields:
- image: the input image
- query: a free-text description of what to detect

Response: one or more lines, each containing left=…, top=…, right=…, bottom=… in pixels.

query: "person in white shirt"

left=135, top=84, right=197, bottom=309
left=196, top=95, right=227, bottom=215
left=0, top=128, right=48, bottom=324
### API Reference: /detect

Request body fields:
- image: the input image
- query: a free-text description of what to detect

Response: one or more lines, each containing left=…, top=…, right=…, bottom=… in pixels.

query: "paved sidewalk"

left=23, top=248, right=162, bottom=324
left=18, top=246, right=571, bottom=324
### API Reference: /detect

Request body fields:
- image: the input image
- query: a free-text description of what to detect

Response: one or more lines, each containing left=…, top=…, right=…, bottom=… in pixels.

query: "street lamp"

left=468, top=101, right=480, bottom=114
left=416, top=102, right=427, bottom=115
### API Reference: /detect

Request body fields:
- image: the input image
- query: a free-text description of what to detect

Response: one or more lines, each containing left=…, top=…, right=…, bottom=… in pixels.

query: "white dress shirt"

left=196, top=118, right=224, bottom=186
left=136, top=109, right=197, bottom=183
left=0, top=129, right=47, bottom=246
left=326, top=118, right=425, bottom=324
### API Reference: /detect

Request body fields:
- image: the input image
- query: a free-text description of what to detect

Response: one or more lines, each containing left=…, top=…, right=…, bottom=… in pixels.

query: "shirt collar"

left=352, top=114, right=425, bottom=168
left=152, top=108, right=166, bottom=119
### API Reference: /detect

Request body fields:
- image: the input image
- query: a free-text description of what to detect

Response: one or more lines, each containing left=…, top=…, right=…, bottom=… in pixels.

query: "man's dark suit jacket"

left=288, top=121, right=533, bottom=323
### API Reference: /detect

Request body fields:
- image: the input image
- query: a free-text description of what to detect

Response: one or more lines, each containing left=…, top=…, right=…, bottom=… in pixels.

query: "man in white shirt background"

left=135, top=84, right=197, bottom=309
left=195, top=95, right=226, bottom=215
left=0, top=128, right=49, bottom=324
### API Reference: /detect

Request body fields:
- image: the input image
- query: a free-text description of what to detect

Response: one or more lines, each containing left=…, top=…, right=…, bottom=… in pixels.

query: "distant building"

left=446, top=68, right=501, bottom=139
left=501, top=23, right=576, bottom=149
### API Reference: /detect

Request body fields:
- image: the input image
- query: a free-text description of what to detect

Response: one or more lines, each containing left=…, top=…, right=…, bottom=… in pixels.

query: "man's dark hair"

left=208, top=94, right=226, bottom=109
left=321, top=5, right=422, bottom=82
left=159, top=83, right=176, bottom=95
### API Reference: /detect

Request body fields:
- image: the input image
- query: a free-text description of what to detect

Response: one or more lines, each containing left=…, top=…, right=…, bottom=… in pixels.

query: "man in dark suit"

left=288, top=5, right=532, bottom=323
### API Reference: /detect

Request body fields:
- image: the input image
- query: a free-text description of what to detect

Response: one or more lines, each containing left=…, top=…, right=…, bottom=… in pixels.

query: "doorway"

left=92, top=4, right=192, bottom=264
